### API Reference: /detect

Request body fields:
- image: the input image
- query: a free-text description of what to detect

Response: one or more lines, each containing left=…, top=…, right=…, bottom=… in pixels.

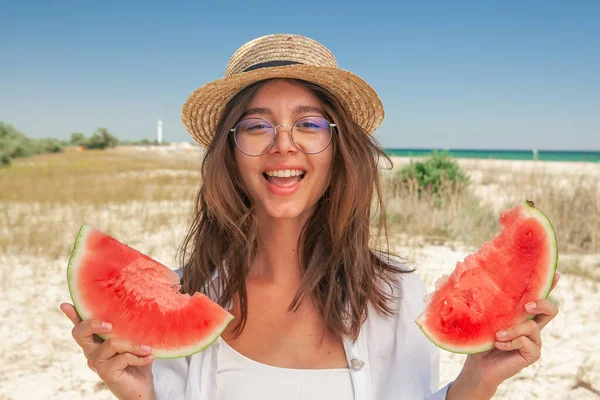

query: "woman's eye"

left=248, top=124, right=268, bottom=130
left=299, top=122, right=319, bottom=128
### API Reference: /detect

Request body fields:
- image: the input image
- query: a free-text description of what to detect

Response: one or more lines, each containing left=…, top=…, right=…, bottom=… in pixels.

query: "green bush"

left=85, top=127, right=119, bottom=150
left=1, top=122, right=35, bottom=158
left=70, top=132, right=87, bottom=146
left=119, top=138, right=170, bottom=146
left=1, top=152, right=11, bottom=166
left=36, top=138, right=63, bottom=153
left=0, top=121, right=65, bottom=167
left=398, top=150, right=470, bottom=196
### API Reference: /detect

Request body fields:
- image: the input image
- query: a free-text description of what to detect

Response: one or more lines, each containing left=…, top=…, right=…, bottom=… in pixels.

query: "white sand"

left=2, top=246, right=598, bottom=399
left=1, top=157, right=599, bottom=399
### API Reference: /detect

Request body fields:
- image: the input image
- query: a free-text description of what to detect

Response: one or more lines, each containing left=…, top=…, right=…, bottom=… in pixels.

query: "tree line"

left=0, top=121, right=166, bottom=167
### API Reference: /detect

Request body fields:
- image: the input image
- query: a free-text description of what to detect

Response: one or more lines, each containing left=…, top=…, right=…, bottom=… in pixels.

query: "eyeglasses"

left=230, top=116, right=336, bottom=157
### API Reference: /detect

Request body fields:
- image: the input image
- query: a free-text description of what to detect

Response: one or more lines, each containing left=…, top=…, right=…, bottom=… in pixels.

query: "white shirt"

left=153, top=270, right=453, bottom=399
left=216, top=337, right=355, bottom=400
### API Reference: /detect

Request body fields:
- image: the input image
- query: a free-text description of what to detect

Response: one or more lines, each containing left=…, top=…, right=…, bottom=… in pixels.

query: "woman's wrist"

left=122, top=386, right=156, bottom=400
left=446, top=371, right=497, bottom=400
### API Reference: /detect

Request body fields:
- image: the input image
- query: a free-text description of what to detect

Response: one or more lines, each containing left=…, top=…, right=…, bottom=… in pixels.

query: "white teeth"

left=265, top=169, right=305, bottom=177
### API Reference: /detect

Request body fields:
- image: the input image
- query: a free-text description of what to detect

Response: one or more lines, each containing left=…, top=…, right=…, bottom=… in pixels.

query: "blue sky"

left=1, top=1, right=599, bottom=150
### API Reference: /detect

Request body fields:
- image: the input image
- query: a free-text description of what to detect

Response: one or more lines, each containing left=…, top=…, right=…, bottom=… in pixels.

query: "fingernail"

left=102, top=321, right=112, bottom=330
left=496, top=330, right=507, bottom=339
left=141, top=345, right=152, bottom=353
left=525, top=302, right=536, bottom=312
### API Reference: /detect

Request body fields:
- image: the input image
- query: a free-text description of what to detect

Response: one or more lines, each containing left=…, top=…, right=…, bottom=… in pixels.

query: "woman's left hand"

left=448, top=273, right=561, bottom=399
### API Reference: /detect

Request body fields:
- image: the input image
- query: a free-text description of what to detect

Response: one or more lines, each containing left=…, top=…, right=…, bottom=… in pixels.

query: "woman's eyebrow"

left=241, top=105, right=323, bottom=119
left=293, top=105, right=324, bottom=115
left=241, top=107, right=272, bottom=118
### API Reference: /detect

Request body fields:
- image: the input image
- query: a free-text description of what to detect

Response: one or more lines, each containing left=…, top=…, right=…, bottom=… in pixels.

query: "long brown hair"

left=179, top=78, right=408, bottom=340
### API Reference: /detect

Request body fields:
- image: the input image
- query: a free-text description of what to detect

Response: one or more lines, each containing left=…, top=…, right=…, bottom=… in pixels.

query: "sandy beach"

left=1, top=151, right=599, bottom=399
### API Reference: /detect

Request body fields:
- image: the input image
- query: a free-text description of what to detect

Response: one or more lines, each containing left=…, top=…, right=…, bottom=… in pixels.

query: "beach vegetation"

left=0, top=121, right=65, bottom=167
left=0, top=149, right=597, bottom=258
left=397, top=150, right=470, bottom=197
left=84, top=127, right=120, bottom=150
left=69, top=132, right=87, bottom=146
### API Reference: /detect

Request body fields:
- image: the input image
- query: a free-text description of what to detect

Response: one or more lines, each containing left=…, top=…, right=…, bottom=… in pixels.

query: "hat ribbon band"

left=242, top=60, right=302, bottom=72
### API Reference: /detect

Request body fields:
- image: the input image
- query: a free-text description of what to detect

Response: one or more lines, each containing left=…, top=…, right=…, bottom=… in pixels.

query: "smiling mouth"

left=262, top=172, right=306, bottom=187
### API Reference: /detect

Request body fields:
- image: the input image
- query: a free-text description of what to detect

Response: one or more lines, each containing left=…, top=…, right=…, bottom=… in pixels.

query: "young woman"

left=61, top=34, right=559, bottom=400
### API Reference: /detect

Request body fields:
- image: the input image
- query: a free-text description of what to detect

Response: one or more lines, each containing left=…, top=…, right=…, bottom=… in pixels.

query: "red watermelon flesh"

left=415, top=200, right=558, bottom=354
left=67, top=226, right=233, bottom=358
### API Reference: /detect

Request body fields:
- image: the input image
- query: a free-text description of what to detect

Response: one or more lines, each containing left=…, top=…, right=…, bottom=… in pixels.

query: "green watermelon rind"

left=66, top=225, right=234, bottom=359
left=415, top=200, right=558, bottom=354
left=151, top=309, right=234, bottom=359
left=67, top=225, right=94, bottom=325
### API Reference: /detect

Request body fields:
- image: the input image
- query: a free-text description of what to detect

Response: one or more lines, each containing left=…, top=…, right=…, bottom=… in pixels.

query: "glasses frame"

left=229, top=115, right=336, bottom=157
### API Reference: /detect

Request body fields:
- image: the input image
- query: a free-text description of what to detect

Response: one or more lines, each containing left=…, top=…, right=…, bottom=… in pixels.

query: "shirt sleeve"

left=151, top=267, right=189, bottom=399
left=152, top=357, right=190, bottom=399
left=409, top=272, right=455, bottom=399
left=426, top=382, right=452, bottom=400
left=424, top=331, right=452, bottom=400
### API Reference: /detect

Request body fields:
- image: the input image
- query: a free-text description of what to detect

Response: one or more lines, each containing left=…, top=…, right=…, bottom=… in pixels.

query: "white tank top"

left=216, top=338, right=355, bottom=400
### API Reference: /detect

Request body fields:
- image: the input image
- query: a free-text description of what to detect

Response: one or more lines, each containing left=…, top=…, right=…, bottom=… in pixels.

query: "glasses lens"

left=292, top=116, right=332, bottom=153
left=234, top=119, right=274, bottom=155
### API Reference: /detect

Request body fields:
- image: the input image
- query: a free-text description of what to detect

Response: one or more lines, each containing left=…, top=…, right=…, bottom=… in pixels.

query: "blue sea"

left=384, top=149, right=600, bottom=163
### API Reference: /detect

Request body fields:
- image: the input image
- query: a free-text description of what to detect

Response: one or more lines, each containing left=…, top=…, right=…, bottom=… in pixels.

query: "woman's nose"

left=269, top=125, right=297, bottom=154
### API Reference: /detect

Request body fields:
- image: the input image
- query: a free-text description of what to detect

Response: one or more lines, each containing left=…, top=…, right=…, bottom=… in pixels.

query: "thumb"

left=60, top=303, right=82, bottom=326
left=550, top=272, right=560, bottom=291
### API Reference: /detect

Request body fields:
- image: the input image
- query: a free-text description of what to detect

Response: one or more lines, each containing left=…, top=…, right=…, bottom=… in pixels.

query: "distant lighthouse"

left=157, top=119, right=163, bottom=144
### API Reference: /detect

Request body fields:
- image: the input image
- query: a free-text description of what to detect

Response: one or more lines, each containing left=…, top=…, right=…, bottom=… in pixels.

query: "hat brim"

left=181, top=65, right=384, bottom=147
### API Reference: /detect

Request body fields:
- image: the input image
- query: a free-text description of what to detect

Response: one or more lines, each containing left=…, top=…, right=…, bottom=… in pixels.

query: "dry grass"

left=0, top=148, right=202, bottom=260
left=0, top=148, right=202, bottom=204
left=571, top=357, right=600, bottom=396
left=381, top=174, right=500, bottom=248
left=501, top=172, right=599, bottom=253
left=1, top=149, right=598, bottom=262
left=558, top=255, right=600, bottom=282
left=381, top=161, right=600, bottom=254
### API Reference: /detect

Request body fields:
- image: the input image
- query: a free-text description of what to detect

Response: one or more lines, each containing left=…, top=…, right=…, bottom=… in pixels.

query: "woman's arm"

left=445, top=368, right=497, bottom=400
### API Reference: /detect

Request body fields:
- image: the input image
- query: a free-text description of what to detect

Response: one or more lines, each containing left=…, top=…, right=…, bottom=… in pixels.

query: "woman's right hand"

left=60, top=303, right=157, bottom=400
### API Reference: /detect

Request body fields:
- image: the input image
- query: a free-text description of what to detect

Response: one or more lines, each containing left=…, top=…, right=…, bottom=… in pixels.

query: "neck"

left=250, top=209, right=313, bottom=285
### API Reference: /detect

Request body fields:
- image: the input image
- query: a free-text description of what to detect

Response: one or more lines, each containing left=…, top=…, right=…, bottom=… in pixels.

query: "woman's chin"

left=264, top=207, right=305, bottom=220
left=261, top=202, right=316, bottom=221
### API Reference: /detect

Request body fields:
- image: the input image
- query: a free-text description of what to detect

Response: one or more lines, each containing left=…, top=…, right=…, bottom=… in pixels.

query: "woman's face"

left=234, top=80, right=334, bottom=221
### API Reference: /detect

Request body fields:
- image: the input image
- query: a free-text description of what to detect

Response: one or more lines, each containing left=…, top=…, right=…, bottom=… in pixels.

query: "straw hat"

left=181, top=33, right=385, bottom=147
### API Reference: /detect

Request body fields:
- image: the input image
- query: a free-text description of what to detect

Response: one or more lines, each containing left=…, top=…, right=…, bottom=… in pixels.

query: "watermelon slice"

left=67, top=225, right=234, bottom=358
left=415, top=200, right=558, bottom=354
